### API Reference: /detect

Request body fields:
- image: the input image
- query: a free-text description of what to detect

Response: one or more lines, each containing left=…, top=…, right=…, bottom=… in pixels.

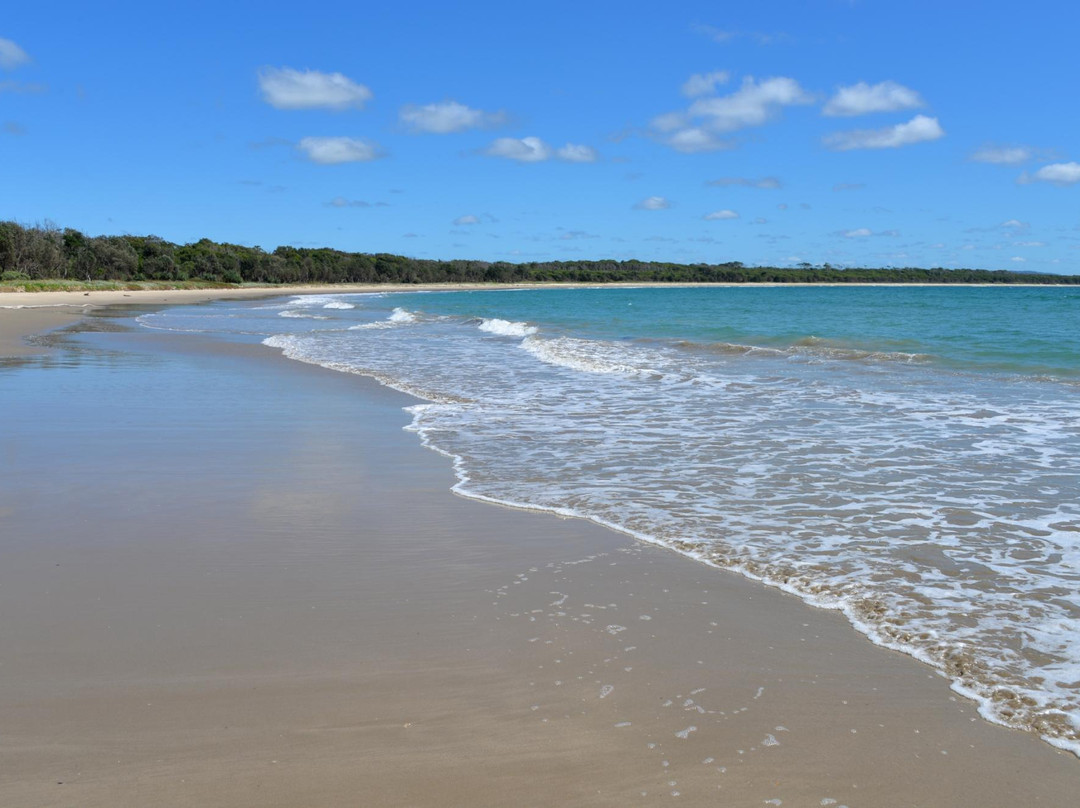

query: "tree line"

left=2, top=220, right=1076, bottom=286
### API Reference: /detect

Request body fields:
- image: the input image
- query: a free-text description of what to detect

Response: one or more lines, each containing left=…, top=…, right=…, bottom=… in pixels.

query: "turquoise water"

left=139, top=285, right=1080, bottom=755
left=382, top=285, right=1080, bottom=378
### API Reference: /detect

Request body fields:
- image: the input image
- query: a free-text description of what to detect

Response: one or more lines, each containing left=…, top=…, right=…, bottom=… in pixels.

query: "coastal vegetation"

left=2, top=220, right=1076, bottom=288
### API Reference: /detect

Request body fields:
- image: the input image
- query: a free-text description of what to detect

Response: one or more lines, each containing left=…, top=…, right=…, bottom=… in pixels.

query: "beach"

left=1, top=290, right=1077, bottom=806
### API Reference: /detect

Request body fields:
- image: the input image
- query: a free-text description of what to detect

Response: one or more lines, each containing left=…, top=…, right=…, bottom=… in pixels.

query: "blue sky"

left=2, top=1, right=1078, bottom=273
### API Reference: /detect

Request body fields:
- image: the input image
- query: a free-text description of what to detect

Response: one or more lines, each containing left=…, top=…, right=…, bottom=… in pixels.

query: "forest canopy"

left=2, top=220, right=1076, bottom=286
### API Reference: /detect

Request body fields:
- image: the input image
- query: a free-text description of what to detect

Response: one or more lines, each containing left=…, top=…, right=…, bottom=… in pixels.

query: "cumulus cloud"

left=400, top=100, right=505, bottom=133
left=1020, top=162, right=1080, bottom=186
left=706, top=176, right=781, bottom=189
left=823, top=81, right=924, bottom=117
left=681, top=70, right=730, bottom=97
left=824, top=114, right=944, bottom=150
left=0, top=38, right=30, bottom=70
left=688, top=76, right=813, bottom=132
left=971, top=145, right=1035, bottom=165
left=704, top=209, right=739, bottom=220
left=556, top=143, right=599, bottom=162
left=651, top=75, right=812, bottom=152
left=484, top=136, right=552, bottom=162
left=484, top=137, right=597, bottom=163
left=259, top=67, right=372, bottom=110
left=634, top=196, right=671, bottom=210
left=1000, top=218, right=1030, bottom=232
left=452, top=215, right=480, bottom=225
left=663, top=127, right=734, bottom=153
left=297, top=137, right=381, bottom=164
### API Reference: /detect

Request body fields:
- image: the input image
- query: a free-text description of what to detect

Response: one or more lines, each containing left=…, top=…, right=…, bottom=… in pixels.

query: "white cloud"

left=1000, top=219, right=1029, bottom=231
left=651, top=75, right=810, bottom=151
left=681, top=70, right=730, bottom=97
left=971, top=145, right=1034, bottom=165
left=556, top=143, right=598, bottom=162
left=1010, top=256, right=1026, bottom=262
left=704, top=209, right=739, bottom=220
left=664, top=128, right=734, bottom=153
left=297, top=137, right=380, bottom=164
left=688, top=76, right=813, bottom=132
left=650, top=111, right=688, bottom=132
left=823, top=81, right=924, bottom=117
left=1015, top=241, right=1046, bottom=247
left=1022, top=162, right=1080, bottom=186
left=707, top=176, right=781, bottom=189
left=400, top=100, right=504, bottom=133
left=824, top=114, right=944, bottom=151
left=634, top=196, right=671, bottom=210
left=259, top=67, right=372, bottom=110
left=482, top=137, right=596, bottom=163
left=0, top=38, right=30, bottom=70
left=484, top=136, right=552, bottom=162
left=453, top=215, right=480, bottom=225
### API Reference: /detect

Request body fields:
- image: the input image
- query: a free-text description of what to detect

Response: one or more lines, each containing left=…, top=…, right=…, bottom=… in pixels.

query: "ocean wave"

left=521, top=335, right=659, bottom=376
left=477, top=318, right=538, bottom=337
left=347, top=307, right=418, bottom=330
left=279, top=309, right=329, bottom=320
left=322, top=301, right=356, bottom=309
left=676, top=337, right=930, bottom=365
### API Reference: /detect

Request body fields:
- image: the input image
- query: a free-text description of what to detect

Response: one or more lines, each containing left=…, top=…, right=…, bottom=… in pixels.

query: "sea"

left=137, top=284, right=1080, bottom=755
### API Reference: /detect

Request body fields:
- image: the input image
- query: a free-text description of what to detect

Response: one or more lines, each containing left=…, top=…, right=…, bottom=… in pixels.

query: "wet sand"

left=0, top=300, right=1076, bottom=806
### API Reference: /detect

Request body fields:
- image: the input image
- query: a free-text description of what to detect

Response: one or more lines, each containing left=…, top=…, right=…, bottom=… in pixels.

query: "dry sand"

left=0, top=294, right=1076, bottom=806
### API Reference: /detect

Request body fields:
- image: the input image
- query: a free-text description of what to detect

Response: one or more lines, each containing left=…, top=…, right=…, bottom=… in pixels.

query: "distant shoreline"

left=2, top=222, right=1076, bottom=289
left=1, top=280, right=1072, bottom=358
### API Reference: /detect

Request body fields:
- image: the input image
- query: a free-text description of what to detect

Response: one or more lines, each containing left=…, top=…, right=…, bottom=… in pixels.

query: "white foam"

left=478, top=318, right=538, bottom=337
left=522, top=336, right=654, bottom=376
left=278, top=309, right=329, bottom=320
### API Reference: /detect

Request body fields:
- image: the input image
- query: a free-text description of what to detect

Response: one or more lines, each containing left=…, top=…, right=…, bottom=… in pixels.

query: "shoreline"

left=0, top=281, right=1066, bottom=358
left=2, top=292, right=1078, bottom=805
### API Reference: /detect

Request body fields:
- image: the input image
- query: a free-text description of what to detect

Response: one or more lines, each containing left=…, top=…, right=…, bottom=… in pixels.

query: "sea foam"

left=477, top=318, right=537, bottom=337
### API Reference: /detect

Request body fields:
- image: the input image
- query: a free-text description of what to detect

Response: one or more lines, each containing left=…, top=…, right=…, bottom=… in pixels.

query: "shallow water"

left=137, top=285, right=1080, bottom=755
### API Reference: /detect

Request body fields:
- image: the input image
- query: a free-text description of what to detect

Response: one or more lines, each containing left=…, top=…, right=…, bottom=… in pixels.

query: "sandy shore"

left=0, top=285, right=446, bottom=356
left=1, top=294, right=1077, bottom=806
